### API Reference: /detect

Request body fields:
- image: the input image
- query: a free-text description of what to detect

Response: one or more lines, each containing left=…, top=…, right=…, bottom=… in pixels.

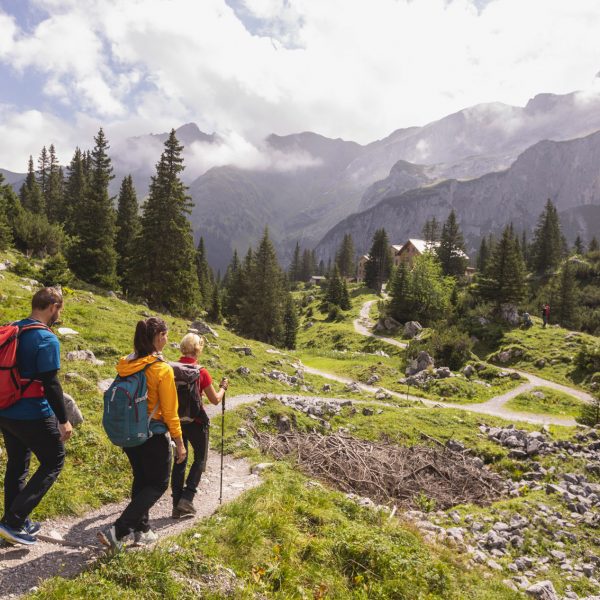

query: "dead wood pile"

left=254, top=430, right=505, bottom=509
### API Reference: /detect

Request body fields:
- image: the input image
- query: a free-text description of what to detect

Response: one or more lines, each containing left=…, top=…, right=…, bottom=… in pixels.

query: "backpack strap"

left=144, top=357, right=164, bottom=424
left=14, top=321, right=52, bottom=397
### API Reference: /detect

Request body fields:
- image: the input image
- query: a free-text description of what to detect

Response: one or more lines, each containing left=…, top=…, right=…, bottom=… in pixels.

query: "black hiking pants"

left=171, top=422, right=209, bottom=506
left=0, top=415, right=65, bottom=530
left=115, top=433, right=171, bottom=539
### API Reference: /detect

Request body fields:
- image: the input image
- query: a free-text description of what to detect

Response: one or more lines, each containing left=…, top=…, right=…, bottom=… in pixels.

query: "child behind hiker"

left=171, top=333, right=228, bottom=518
left=98, top=317, right=186, bottom=551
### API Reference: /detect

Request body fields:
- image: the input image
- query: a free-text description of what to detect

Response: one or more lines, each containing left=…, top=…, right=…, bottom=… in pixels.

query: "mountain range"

left=4, top=90, right=600, bottom=271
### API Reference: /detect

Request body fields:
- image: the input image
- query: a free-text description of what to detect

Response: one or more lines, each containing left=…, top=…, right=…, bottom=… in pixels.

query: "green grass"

left=487, top=321, right=595, bottom=389
left=29, top=466, right=521, bottom=600
left=0, top=252, right=358, bottom=519
left=505, top=386, right=584, bottom=417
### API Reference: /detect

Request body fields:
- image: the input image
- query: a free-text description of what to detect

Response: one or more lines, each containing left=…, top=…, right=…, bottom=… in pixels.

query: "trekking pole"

left=219, top=391, right=226, bottom=505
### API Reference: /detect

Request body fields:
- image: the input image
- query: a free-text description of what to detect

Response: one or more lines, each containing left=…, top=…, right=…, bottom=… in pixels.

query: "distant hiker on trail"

left=542, top=303, right=550, bottom=328
left=0, top=288, right=72, bottom=546
left=523, top=312, right=533, bottom=328
left=170, top=333, right=228, bottom=519
left=98, top=317, right=186, bottom=551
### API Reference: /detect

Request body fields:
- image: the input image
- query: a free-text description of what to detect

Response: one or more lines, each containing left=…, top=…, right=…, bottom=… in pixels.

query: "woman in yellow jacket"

left=98, top=317, right=186, bottom=550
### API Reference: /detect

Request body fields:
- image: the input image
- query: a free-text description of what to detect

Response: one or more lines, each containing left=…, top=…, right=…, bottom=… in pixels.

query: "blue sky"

left=0, top=0, right=599, bottom=171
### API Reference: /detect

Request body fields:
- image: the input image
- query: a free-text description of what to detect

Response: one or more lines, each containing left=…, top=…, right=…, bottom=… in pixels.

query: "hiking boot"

left=0, top=521, right=37, bottom=546
left=176, top=498, right=197, bottom=517
left=24, top=518, right=41, bottom=536
left=97, top=525, right=124, bottom=552
left=133, top=529, right=158, bottom=546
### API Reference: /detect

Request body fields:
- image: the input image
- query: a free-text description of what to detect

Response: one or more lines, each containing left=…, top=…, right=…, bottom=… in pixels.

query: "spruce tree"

left=478, top=225, right=527, bottom=306
left=0, top=174, right=13, bottom=250
left=37, top=146, right=50, bottom=207
left=236, top=248, right=255, bottom=333
left=299, top=248, right=315, bottom=282
left=289, top=241, right=301, bottom=282
left=364, top=228, right=392, bottom=293
left=283, top=294, right=299, bottom=350
left=422, top=217, right=440, bottom=246
left=63, top=148, right=87, bottom=235
left=19, top=156, right=44, bottom=214
left=239, top=228, right=284, bottom=344
left=222, top=249, right=242, bottom=323
left=340, top=278, right=351, bottom=310
left=133, top=129, right=200, bottom=315
left=115, top=175, right=140, bottom=292
left=388, top=262, right=412, bottom=322
left=476, top=237, right=490, bottom=272
left=555, top=259, right=579, bottom=329
left=589, top=237, right=599, bottom=253
left=531, top=199, right=564, bottom=274
left=207, top=286, right=223, bottom=324
left=70, top=129, right=117, bottom=288
left=335, top=233, right=355, bottom=278
left=573, top=235, right=585, bottom=255
left=45, top=144, right=63, bottom=223
left=436, top=210, right=467, bottom=276
left=196, top=237, right=213, bottom=307
left=325, top=265, right=344, bottom=307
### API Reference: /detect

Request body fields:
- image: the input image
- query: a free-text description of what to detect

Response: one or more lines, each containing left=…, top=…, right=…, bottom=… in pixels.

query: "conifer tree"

left=133, top=129, right=200, bottom=315
left=531, top=199, right=564, bottom=274
left=335, top=233, right=355, bottom=278
left=196, top=236, right=213, bottom=306
left=325, top=265, right=344, bottom=307
left=45, top=145, right=63, bottom=223
left=573, top=235, right=585, bottom=255
left=208, top=286, right=223, bottom=324
left=283, top=294, right=299, bottom=350
left=235, top=248, right=255, bottom=333
left=589, top=237, right=599, bottom=253
left=19, top=156, right=45, bottom=214
left=364, top=228, right=392, bottom=293
left=0, top=174, right=13, bottom=250
left=239, top=228, right=284, bottom=344
left=521, top=230, right=530, bottom=266
left=340, top=278, right=351, bottom=310
left=289, top=241, right=301, bottom=282
left=318, top=259, right=325, bottom=276
left=422, top=217, right=441, bottom=246
left=70, top=129, right=117, bottom=287
left=476, top=237, right=490, bottom=272
left=115, top=175, right=140, bottom=292
left=299, top=248, right=315, bottom=282
left=63, top=148, right=87, bottom=234
left=436, top=210, right=467, bottom=276
left=37, top=146, right=49, bottom=203
left=478, top=225, right=527, bottom=305
left=388, top=262, right=411, bottom=322
left=555, top=259, right=579, bottom=329
left=222, top=249, right=242, bottom=322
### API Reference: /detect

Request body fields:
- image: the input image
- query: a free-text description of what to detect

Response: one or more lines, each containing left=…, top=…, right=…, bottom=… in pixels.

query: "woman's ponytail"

left=133, top=317, right=167, bottom=358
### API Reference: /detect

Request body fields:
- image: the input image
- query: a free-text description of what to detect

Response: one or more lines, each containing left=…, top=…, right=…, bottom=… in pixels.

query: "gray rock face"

left=66, top=350, right=104, bottom=366
left=189, top=321, right=219, bottom=338
left=403, top=321, right=423, bottom=339
left=525, top=580, right=559, bottom=600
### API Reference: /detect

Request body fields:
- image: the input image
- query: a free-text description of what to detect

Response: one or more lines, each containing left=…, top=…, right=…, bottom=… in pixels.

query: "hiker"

left=0, top=288, right=72, bottom=546
left=98, top=317, right=186, bottom=551
left=542, top=303, right=550, bottom=328
left=171, top=333, right=228, bottom=518
left=523, top=312, right=533, bottom=328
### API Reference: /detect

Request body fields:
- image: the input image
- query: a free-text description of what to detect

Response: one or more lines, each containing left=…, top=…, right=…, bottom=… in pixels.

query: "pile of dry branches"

left=254, top=430, right=505, bottom=509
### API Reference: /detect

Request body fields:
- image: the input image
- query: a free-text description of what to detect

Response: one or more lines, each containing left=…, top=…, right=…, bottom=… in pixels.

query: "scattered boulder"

left=535, top=359, right=546, bottom=369
left=403, top=321, right=423, bottom=339
left=525, top=580, right=559, bottom=600
left=236, top=366, right=251, bottom=376
left=406, top=351, right=435, bottom=375
left=463, top=365, right=475, bottom=378
left=321, top=384, right=332, bottom=392
left=189, top=320, right=219, bottom=338
left=251, top=462, right=274, bottom=475
left=97, top=378, right=113, bottom=393
left=66, top=350, right=104, bottom=366
left=366, top=374, right=380, bottom=385
left=434, top=367, right=452, bottom=379
left=232, top=346, right=253, bottom=356
left=362, top=407, right=375, bottom=416
left=63, top=393, right=84, bottom=426
left=499, top=304, right=520, bottom=326
left=57, top=327, right=79, bottom=337
left=374, top=316, right=401, bottom=332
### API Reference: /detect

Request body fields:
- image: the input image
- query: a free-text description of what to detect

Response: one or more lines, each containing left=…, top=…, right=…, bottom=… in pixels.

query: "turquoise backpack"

left=102, top=359, right=167, bottom=447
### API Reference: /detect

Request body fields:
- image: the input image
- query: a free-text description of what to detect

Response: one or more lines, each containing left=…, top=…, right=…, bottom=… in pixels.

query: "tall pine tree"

left=531, top=199, right=564, bottom=274
left=289, top=241, right=301, bottom=282
left=45, top=144, right=63, bottom=223
left=19, top=156, right=44, bottom=214
left=283, top=294, right=299, bottom=350
left=335, top=233, right=355, bottom=278
left=364, top=228, right=392, bottom=293
left=70, top=129, right=117, bottom=288
left=196, top=236, right=213, bottom=307
left=422, top=217, right=441, bottom=247
left=388, top=262, right=411, bottom=323
left=436, top=210, right=467, bottom=276
left=63, top=148, right=88, bottom=234
left=115, top=175, right=140, bottom=292
left=0, top=174, right=14, bottom=250
left=132, top=129, right=200, bottom=315
left=555, top=259, right=579, bottom=329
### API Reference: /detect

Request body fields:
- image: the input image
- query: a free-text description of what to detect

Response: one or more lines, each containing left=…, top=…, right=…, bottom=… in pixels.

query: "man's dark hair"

left=31, top=287, right=64, bottom=311
left=133, top=317, right=168, bottom=358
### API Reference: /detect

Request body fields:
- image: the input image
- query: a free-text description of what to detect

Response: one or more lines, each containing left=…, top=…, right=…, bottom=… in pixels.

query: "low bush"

left=409, top=325, right=473, bottom=370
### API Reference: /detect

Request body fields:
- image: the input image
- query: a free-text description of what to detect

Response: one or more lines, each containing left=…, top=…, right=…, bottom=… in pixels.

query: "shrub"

left=577, top=396, right=600, bottom=427
left=10, top=257, right=38, bottom=278
left=40, top=254, right=73, bottom=287
left=576, top=344, right=600, bottom=375
left=13, top=210, right=64, bottom=257
left=409, top=326, right=473, bottom=370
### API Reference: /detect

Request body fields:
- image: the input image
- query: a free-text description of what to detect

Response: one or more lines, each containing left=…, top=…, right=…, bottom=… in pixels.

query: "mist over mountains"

left=5, top=90, right=600, bottom=272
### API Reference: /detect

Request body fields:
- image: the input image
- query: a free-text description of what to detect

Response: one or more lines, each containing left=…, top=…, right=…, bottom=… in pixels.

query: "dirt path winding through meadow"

left=345, top=299, right=595, bottom=426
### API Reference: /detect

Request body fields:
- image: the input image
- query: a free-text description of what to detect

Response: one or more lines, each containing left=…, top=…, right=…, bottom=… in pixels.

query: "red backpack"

left=0, top=322, right=49, bottom=410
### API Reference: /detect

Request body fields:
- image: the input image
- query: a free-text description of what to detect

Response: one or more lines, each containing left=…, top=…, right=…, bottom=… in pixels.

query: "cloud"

left=1, top=0, right=600, bottom=171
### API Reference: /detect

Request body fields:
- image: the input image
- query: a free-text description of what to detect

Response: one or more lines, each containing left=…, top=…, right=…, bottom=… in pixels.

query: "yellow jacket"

left=116, top=353, right=182, bottom=439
